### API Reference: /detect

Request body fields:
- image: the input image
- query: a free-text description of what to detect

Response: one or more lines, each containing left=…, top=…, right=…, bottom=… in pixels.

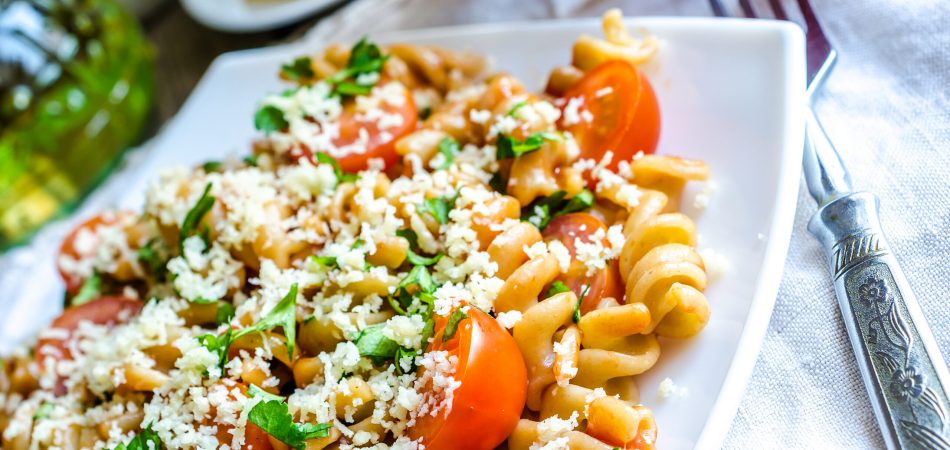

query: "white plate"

left=180, top=0, right=344, bottom=33
left=1, top=17, right=805, bottom=450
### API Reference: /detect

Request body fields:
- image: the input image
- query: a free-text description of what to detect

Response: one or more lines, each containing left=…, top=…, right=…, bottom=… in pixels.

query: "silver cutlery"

left=710, top=1, right=950, bottom=448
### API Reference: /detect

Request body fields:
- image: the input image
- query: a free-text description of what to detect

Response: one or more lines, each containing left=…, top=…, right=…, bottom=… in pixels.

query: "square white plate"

left=1, top=17, right=805, bottom=450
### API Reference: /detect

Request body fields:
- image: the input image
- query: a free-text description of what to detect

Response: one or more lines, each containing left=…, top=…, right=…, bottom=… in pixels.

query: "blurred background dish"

left=180, top=0, right=347, bottom=32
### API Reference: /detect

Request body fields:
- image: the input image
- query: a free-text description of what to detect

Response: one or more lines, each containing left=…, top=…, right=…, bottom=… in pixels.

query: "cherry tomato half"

left=542, top=213, right=624, bottom=315
left=297, top=82, right=417, bottom=173
left=409, top=307, right=528, bottom=450
left=212, top=380, right=274, bottom=450
left=559, top=60, right=660, bottom=170
left=57, top=212, right=134, bottom=294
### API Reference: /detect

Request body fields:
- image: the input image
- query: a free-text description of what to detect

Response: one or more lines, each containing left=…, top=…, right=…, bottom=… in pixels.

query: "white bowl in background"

left=180, top=0, right=345, bottom=33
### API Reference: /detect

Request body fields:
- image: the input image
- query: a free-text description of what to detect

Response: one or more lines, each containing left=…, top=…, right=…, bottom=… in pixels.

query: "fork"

left=710, top=1, right=950, bottom=448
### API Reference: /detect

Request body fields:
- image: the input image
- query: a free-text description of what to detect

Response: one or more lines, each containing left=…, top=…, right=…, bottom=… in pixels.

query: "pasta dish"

left=0, top=10, right=713, bottom=450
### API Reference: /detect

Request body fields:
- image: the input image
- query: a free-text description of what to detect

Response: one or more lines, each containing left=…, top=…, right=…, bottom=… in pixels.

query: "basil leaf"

left=436, top=137, right=459, bottom=170
left=406, top=249, right=442, bottom=267
left=112, top=425, right=162, bottom=450
left=179, top=182, right=216, bottom=252
left=280, top=56, right=315, bottom=81
left=353, top=324, right=401, bottom=365
left=442, top=308, right=468, bottom=342
left=247, top=390, right=330, bottom=450
left=254, top=105, right=288, bottom=135
left=545, top=281, right=571, bottom=299
left=71, top=273, right=102, bottom=306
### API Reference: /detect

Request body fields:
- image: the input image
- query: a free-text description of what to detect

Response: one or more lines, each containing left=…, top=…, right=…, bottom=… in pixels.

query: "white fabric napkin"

left=302, top=0, right=950, bottom=448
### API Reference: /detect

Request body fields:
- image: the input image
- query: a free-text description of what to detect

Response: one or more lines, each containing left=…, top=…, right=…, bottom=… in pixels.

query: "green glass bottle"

left=0, top=0, right=154, bottom=250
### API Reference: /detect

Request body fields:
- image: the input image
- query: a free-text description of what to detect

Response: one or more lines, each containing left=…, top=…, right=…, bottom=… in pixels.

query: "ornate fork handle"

left=809, top=192, right=950, bottom=449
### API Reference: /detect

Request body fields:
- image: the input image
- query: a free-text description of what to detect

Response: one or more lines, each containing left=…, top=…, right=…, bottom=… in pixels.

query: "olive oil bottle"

left=0, top=0, right=154, bottom=250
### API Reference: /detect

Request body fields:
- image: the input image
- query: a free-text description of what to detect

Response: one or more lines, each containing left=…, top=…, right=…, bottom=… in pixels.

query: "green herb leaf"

left=314, top=152, right=358, bottom=183
left=112, top=425, right=162, bottom=450
left=232, top=284, right=298, bottom=358
left=248, top=383, right=286, bottom=402
left=521, top=189, right=594, bottom=230
left=488, top=171, right=508, bottom=194
left=216, top=302, right=235, bottom=325
left=247, top=390, right=331, bottom=450
left=137, top=239, right=167, bottom=281
left=196, top=328, right=232, bottom=370
left=243, top=154, right=259, bottom=166
left=254, top=105, right=289, bottom=134
left=406, top=249, right=443, bottom=266
left=71, top=273, right=102, bottom=306
left=201, top=161, right=222, bottom=172
left=436, top=137, right=460, bottom=170
left=396, top=229, right=420, bottom=253
left=399, top=265, right=437, bottom=294
left=545, top=281, right=571, bottom=298
left=421, top=192, right=458, bottom=225
left=179, top=183, right=216, bottom=252
left=33, top=402, right=54, bottom=420
left=442, top=308, right=468, bottom=342
left=419, top=106, right=432, bottom=120
left=326, top=37, right=388, bottom=97
left=506, top=101, right=527, bottom=117
left=495, top=132, right=561, bottom=159
left=353, top=324, right=401, bottom=365
left=308, top=255, right=338, bottom=271
left=573, top=284, right=590, bottom=324
left=280, top=57, right=315, bottom=81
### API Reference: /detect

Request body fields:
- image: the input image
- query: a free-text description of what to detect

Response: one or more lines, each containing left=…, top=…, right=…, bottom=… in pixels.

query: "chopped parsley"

left=442, top=308, right=468, bottom=342
left=71, top=273, right=102, bottom=306
left=137, top=239, right=167, bottom=281
left=353, top=324, right=402, bottom=365
left=436, top=137, right=460, bottom=170
left=179, top=182, right=216, bottom=252
left=495, top=132, right=561, bottom=159
left=327, top=37, right=388, bottom=97
left=280, top=56, right=315, bottom=81
left=398, top=265, right=437, bottom=294
left=243, top=154, right=259, bottom=166
left=396, top=229, right=420, bottom=252
left=308, top=255, right=339, bottom=271
left=247, top=386, right=330, bottom=450
left=545, top=280, right=571, bottom=298
left=215, top=302, right=235, bottom=325
left=506, top=101, right=527, bottom=117
left=314, top=152, right=358, bottom=183
left=201, top=160, right=221, bottom=172
left=33, top=401, right=54, bottom=420
left=573, top=284, right=591, bottom=324
left=488, top=171, right=508, bottom=194
left=112, top=425, right=162, bottom=450
left=421, top=191, right=458, bottom=225
left=521, top=189, right=594, bottom=230
left=419, top=106, right=433, bottom=120
left=406, top=249, right=443, bottom=266
left=199, top=284, right=299, bottom=367
left=253, top=105, right=288, bottom=135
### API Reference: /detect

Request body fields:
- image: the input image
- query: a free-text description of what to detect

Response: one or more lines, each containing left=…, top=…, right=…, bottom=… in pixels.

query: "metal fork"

left=710, top=1, right=950, bottom=448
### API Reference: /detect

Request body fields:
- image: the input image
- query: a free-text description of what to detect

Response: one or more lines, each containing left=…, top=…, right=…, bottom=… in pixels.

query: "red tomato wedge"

left=409, top=307, right=527, bottom=450
left=306, top=83, right=417, bottom=173
left=212, top=381, right=275, bottom=450
left=58, top=212, right=133, bottom=294
left=34, top=296, right=143, bottom=395
left=559, top=60, right=660, bottom=170
left=35, top=296, right=144, bottom=363
left=543, top=213, right=624, bottom=315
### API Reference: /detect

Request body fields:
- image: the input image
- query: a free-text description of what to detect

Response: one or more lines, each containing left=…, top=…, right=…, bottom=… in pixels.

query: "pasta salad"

left=0, top=9, right=713, bottom=450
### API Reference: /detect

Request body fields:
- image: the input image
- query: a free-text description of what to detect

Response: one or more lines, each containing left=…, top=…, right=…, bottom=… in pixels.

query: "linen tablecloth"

left=2, top=0, right=947, bottom=447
